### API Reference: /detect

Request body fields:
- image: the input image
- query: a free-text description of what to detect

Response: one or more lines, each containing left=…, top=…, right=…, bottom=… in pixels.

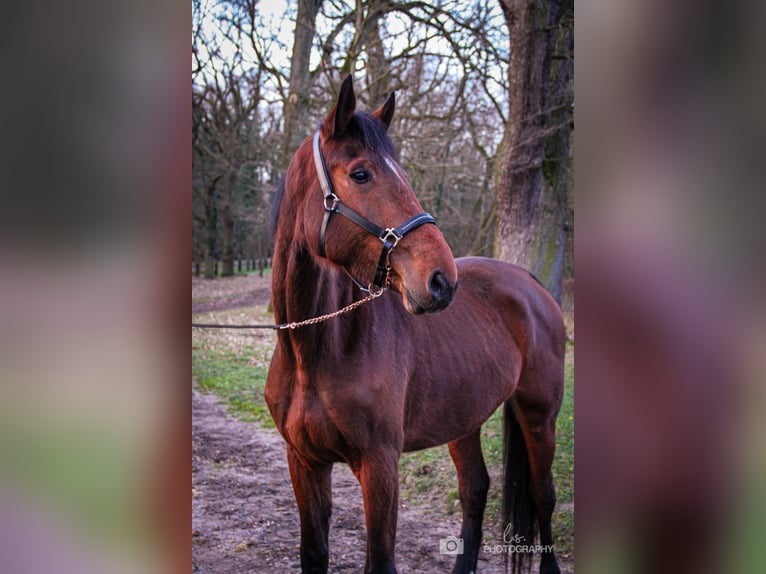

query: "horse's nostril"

left=428, top=271, right=453, bottom=305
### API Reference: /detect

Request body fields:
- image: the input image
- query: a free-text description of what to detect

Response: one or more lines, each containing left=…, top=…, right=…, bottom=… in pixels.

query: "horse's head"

left=302, top=75, right=457, bottom=314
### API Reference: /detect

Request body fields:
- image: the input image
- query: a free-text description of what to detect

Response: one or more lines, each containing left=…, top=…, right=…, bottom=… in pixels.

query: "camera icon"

left=439, top=535, right=464, bottom=555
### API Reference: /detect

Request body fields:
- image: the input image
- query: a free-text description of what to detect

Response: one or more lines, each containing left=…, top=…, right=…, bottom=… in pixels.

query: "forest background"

left=192, top=0, right=574, bottom=304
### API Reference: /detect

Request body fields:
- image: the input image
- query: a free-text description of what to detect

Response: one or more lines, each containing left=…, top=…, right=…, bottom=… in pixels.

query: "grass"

left=235, top=266, right=272, bottom=277
left=192, top=351, right=273, bottom=426
left=195, top=266, right=272, bottom=278
left=191, top=303, right=277, bottom=426
left=192, top=296, right=575, bottom=564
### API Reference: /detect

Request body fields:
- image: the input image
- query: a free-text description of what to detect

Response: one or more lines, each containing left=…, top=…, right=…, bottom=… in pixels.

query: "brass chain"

left=281, top=290, right=381, bottom=330
left=192, top=267, right=391, bottom=332
left=281, top=265, right=390, bottom=330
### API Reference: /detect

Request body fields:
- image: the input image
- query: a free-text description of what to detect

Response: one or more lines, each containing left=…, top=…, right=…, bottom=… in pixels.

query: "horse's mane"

left=269, top=112, right=397, bottom=245
left=344, top=112, right=398, bottom=159
left=269, top=175, right=286, bottom=243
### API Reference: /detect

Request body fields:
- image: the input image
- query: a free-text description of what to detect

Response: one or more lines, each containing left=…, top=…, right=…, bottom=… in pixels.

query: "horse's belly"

left=402, top=356, right=517, bottom=451
left=401, top=289, right=525, bottom=450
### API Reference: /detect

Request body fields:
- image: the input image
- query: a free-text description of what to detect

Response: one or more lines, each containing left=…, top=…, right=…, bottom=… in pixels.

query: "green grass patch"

left=192, top=350, right=273, bottom=426
left=192, top=303, right=276, bottom=426
left=552, top=505, right=575, bottom=561
left=399, top=444, right=458, bottom=512
left=554, top=339, right=575, bottom=503
left=235, top=266, right=272, bottom=277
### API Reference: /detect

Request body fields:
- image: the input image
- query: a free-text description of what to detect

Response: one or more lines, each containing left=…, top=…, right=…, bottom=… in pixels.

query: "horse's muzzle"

left=406, top=271, right=456, bottom=314
left=427, top=270, right=455, bottom=312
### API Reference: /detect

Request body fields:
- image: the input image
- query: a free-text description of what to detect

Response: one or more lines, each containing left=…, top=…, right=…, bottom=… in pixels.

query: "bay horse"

left=265, top=75, right=565, bottom=574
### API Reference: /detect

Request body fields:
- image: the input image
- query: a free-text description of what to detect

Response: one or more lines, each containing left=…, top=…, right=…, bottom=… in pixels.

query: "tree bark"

left=279, top=0, right=323, bottom=171
left=494, top=0, right=572, bottom=303
left=363, top=2, right=390, bottom=105
left=221, top=167, right=239, bottom=277
left=221, top=201, right=234, bottom=277
left=203, top=184, right=218, bottom=279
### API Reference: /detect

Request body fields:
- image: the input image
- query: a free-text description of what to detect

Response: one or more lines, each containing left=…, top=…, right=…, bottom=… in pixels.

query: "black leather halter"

left=312, top=130, right=437, bottom=293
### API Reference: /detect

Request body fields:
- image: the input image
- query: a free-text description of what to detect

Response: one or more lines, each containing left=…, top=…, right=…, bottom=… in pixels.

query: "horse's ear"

left=371, top=91, right=395, bottom=130
left=323, top=74, right=356, bottom=138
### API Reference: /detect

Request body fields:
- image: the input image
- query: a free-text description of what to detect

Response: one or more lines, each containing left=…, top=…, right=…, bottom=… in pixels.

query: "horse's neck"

left=271, top=171, right=372, bottom=358
left=273, top=242, right=360, bottom=356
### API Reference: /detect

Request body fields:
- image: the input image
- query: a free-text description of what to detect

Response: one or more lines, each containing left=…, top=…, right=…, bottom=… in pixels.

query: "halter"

left=312, top=130, right=437, bottom=294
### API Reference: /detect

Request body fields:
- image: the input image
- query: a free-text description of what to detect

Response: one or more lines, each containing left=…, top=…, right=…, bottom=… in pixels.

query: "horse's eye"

left=350, top=170, right=370, bottom=184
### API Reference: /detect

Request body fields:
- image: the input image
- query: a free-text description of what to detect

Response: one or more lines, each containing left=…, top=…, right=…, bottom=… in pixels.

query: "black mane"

left=269, top=175, right=286, bottom=243
left=346, top=112, right=398, bottom=159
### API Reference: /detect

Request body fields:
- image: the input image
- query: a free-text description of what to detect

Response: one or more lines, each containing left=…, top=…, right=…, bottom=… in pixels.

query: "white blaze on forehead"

left=383, top=155, right=407, bottom=187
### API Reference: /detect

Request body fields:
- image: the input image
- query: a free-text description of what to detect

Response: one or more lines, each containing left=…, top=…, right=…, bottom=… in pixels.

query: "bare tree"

left=192, top=0, right=572, bottom=280
left=311, top=0, right=508, bottom=256
left=279, top=0, right=324, bottom=171
left=494, top=0, right=573, bottom=302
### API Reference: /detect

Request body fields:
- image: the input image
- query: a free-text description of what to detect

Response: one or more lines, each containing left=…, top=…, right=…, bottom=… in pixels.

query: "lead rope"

left=279, top=281, right=385, bottom=330
left=191, top=266, right=391, bottom=331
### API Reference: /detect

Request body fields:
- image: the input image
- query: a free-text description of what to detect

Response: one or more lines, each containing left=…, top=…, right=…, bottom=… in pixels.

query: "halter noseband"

left=312, top=130, right=437, bottom=293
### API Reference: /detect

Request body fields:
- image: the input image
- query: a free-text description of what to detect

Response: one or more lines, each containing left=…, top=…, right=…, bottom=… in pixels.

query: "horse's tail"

left=502, top=399, right=537, bottom=574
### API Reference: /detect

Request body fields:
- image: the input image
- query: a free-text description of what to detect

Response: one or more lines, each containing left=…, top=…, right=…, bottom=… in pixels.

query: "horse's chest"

left=282, top=390, right=346, bottom=461
left=282, top=377, right=389, bottom=463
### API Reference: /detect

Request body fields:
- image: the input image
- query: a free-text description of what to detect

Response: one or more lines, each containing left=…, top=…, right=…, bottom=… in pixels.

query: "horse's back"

left=456, top=257, right=566, bottom=381
left=454, top=257, right=564, bottom=343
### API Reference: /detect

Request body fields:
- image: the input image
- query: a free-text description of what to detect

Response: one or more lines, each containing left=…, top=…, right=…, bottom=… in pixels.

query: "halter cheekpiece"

left=312, top=130, right=437, bottom=294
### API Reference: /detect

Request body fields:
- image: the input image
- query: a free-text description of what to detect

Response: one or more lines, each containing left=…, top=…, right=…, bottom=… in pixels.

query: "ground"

left=192, top=272, right=573, bottom=573
left=192, top=274, right=273, bottom=315
left=192, top=384, right=508, bottom=573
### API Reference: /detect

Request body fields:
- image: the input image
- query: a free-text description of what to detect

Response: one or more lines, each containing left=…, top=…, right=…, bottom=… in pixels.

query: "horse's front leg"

left=357, top=447, right=401, bottom=574
left=286, top=445, right=333, bottom=574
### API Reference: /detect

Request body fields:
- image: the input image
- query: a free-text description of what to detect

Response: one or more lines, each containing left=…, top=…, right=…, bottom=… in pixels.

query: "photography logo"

left=438, top=535, right=464, bottom=555
left=503, top=522, right=524, bottom=544
left=482, top=523, right=554, bottom=555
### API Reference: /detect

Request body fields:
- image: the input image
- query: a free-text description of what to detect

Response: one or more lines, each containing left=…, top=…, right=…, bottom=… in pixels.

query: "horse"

left=265, top=75, right=565, bottom=574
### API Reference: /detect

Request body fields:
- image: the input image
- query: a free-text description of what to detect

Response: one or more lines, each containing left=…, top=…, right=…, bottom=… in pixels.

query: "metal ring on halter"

left=324, top=194, right=339, bottom=212
left=367, top=283, right=385, bottom=297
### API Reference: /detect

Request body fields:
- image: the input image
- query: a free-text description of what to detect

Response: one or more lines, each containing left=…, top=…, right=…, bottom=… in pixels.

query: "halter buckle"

left=380, top=228, right=402, bottom=248
left=323, top=194, right=339, bottom=212
left=367, top=283, right=385, bottom=298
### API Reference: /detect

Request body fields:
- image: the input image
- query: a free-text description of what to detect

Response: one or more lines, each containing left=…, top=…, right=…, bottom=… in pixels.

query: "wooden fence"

left=193, top=258, right=272, bottom=277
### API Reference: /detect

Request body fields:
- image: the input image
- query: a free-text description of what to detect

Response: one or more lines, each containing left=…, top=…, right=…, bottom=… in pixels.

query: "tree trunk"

left=279, top=0, right=323, bottom=171
left=363, top=2, right=390, bottom=105
left=221, top=200, right=234, bottom=277
left=204, top=187, right=218, bottom=279
left=494, top=0, right=572, bottom=303
left=549, top=13, right=574, bottom=307
left=220, top=164, right=239, bottom=277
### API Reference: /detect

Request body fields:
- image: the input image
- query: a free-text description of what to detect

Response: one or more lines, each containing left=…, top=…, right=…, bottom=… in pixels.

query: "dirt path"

left=191, top=275, right=272, bottom=315
left=192, top=386, right=526, bottom=574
